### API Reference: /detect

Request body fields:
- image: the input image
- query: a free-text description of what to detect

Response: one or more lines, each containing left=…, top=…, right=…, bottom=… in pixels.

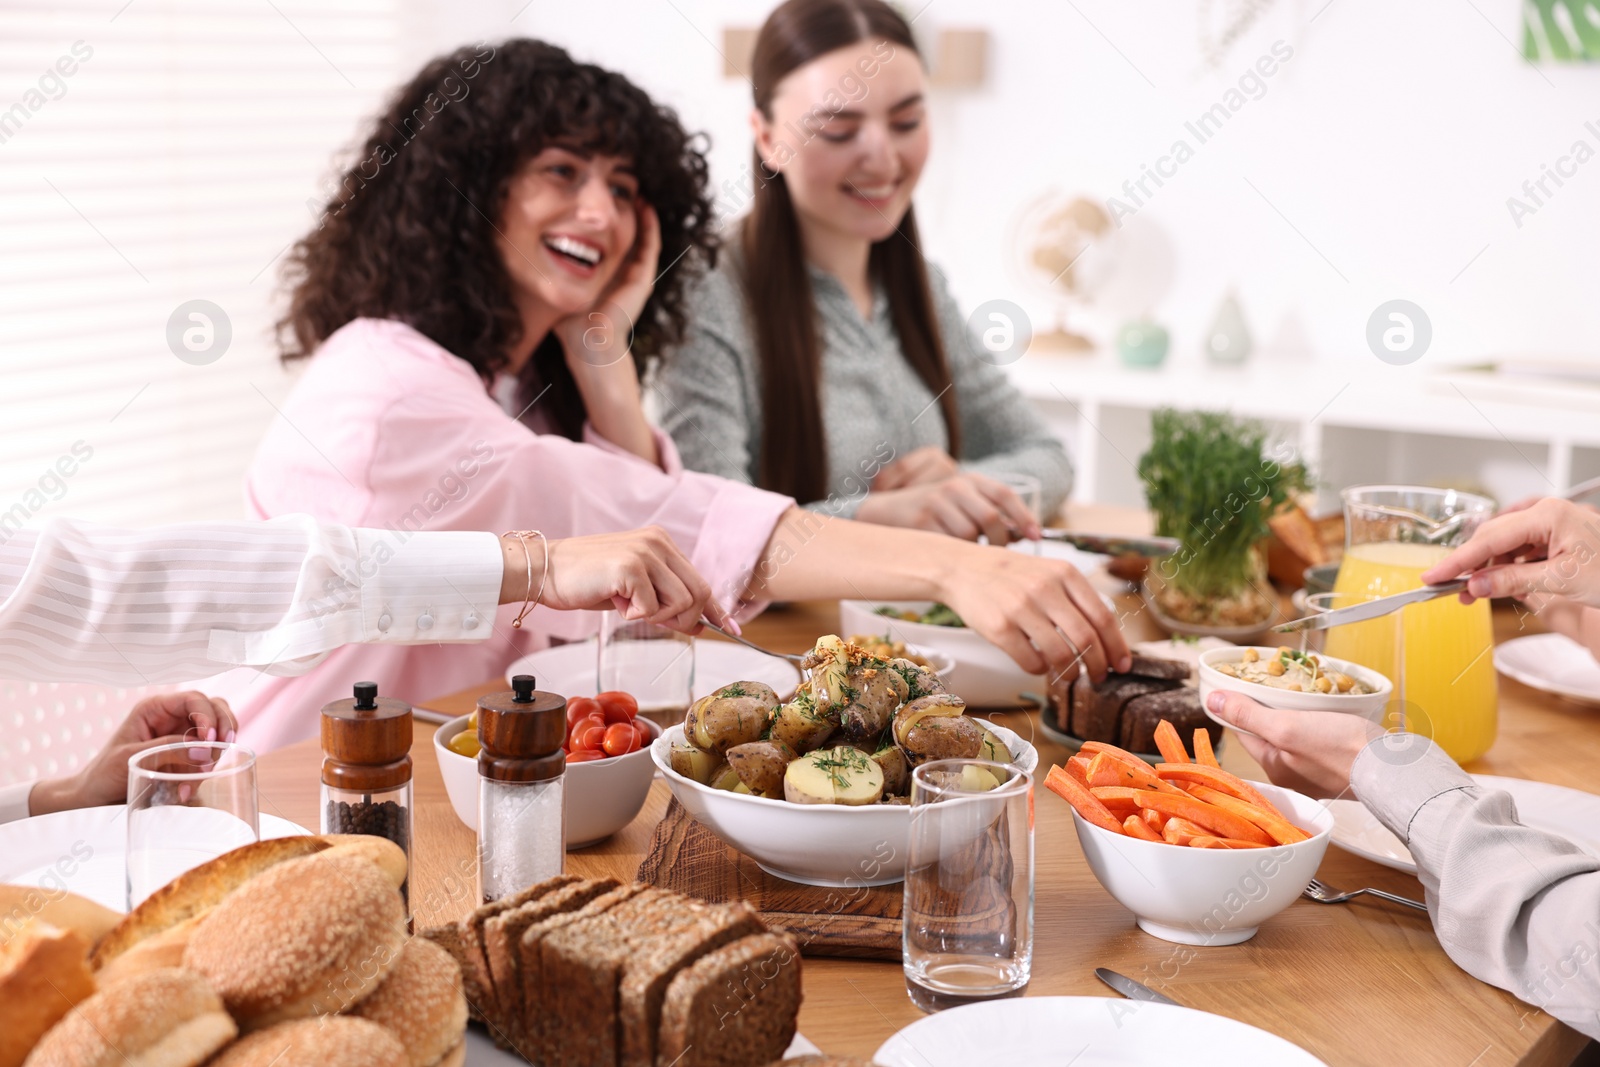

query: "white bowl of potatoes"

left=650, top=635, right=1037, bottom=887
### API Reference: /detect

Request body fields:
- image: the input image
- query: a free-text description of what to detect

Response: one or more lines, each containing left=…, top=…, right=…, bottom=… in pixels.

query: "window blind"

left=0, top=0, right=402, bottom=532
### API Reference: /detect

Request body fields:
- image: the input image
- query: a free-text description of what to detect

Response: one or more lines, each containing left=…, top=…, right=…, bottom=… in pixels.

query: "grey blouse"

left=655, top=253, right=1072, bottom=519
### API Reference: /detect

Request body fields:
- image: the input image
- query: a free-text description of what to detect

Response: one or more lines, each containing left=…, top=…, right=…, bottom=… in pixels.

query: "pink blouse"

left=209, top=318, right=792, bottom=752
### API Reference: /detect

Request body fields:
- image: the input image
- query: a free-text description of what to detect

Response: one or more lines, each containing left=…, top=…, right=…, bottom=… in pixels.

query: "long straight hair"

left=742, top=0, right=960, bottom=505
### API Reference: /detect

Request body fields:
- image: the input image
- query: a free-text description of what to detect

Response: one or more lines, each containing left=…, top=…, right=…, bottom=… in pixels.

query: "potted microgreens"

left=1137, top=409, right=1311, bottom=630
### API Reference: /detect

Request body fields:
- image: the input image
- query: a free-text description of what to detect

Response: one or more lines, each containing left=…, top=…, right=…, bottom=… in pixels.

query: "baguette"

left=0, top=919, right=95, bottom=1067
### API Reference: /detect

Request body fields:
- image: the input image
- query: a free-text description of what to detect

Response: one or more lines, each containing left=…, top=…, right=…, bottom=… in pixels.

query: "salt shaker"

left=320, top=680, right=414, bottom=921
left=477, top=673, right=566, bottom=904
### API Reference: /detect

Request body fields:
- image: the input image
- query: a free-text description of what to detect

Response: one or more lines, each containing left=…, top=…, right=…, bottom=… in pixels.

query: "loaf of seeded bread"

left=482, top=879, right=617, bottom=1046
left=1053, top=654, right=1218, bottom=755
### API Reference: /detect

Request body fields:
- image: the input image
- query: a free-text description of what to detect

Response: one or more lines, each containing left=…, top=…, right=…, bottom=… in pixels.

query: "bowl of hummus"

left=1197, top=646, right=1392, bottom=732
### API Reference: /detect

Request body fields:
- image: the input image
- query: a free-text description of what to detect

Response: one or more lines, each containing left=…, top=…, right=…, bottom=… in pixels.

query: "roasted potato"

left=892, top=693, right=984, bottom=768
left=887, top=657, right=948, bottom=701
left=770, top=691, right=838, bottom=754
left=870, top=739, right=910, bottom=797
left=783, top=746, right=885, bottom=806
left=685, top=681, right=778, bottom=755
left=838, top=665, right=908, bottom=743
left=977, top=729, right=1013, bottom=782
left=706, top=761, right=742, bottom=792
left=668, top=741, right=722, bottom=785
left=892, top=693, right=967, bottom=748
left=726, top=739, right=797, bottom=798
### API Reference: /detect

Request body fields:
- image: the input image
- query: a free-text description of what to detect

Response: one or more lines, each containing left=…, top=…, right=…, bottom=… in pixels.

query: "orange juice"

left=1325, top=541, right=1498, bottom=762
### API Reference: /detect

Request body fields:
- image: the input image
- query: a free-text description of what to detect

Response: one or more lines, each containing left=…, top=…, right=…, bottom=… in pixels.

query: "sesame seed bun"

left=182, top=852, right=406, bottom=1029
left=351, top=937, right=468, bottom=1067
left=206, top=1016, right=407, bottom=1067
left=317, top=835, right=407, bottom=892
left=23, top=966, right=235, bottom=1067
left=0, top=919, right=95, bottom=1067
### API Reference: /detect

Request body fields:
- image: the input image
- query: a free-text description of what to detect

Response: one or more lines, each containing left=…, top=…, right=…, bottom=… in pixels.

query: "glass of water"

left=126, top=741, right=257, bottom=909
left=597, top=612, right=695, bottom=732
left=992, top=472, right=1043, bottom=552
left=903, top=758, right=1033, bottom=1012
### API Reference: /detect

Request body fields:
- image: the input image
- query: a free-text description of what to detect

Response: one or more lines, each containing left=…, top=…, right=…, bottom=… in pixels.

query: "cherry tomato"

left=566, top=697, right=601, bottom=731
left=631, top=722, right=651, bottom=750
left=566, top=749, right=604, bottom=763
left=595, top=691, right=639, bottom=724
left=577, top=724, right=608, bottom=752
left=602, top=722, right=636, bottom=757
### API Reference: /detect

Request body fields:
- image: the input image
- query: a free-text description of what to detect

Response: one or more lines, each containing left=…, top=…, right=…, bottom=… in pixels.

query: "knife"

left=1095, top=967, right=1181, bottom=1006
left=1039, top=530, right=1182, bottom=558
left=1271, top=579, right=1469, bottom=635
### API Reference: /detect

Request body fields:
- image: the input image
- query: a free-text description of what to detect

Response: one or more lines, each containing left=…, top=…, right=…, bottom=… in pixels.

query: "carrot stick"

left=1123, top=814, right=1164, bottom=842
left=1087, top=751, right=1186, bottom=795
left=1190, top=835, right=1270, bottom=849
left=1154, top=763, right=1279, bottom=815
left=1187, top=784, right=1310, bottom=845
left=1162, top=817, right=1207, bottom=845
left=1141, top=809, right=1167, bottom=833
left=1127, top=789, right=1276, bottom=845
left=1088, top=785, right=1143, bottom=817
left=1078, top=741, right=1157, bottom=771
left=1065, top=755, right=1093, bottom=786
left=1191, top=727, right=1221, bottom=769
left=1152, top=720, right=1190, bottom=765
left=1044, top=765, right=1125, bottom=834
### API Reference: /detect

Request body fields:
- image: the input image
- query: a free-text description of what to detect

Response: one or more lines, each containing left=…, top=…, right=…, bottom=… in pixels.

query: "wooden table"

left=256, top=506, right=1594, bottom=1067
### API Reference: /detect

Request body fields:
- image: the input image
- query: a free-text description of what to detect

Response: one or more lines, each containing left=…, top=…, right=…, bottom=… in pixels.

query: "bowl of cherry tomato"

left=431, top=689, right=660, bottom=847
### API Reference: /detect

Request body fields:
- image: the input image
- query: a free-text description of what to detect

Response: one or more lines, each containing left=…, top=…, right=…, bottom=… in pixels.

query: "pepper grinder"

left=476, top=673, right=566, bottom=904
left=320, top=680, right=414, bottom=922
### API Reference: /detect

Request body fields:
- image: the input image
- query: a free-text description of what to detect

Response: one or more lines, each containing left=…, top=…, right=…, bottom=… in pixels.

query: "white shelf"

left=1008, top=353, right=1600, bottom=511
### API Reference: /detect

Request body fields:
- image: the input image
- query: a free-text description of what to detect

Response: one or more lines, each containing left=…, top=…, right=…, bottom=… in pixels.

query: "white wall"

left=410, top=0, right=1600, bottom=367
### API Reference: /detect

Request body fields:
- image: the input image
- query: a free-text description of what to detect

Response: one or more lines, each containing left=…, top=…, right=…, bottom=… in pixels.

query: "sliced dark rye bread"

left=1120, top=686, right=1213, bottom=755
left=617, top=901, right=765, bottom=1067
left=657, top=932, right=802, bottom=1067
left=437, top=873, right=580, bottom=1024
left=481, top=878, right=619, bottom=1045
left=529, top=889, right=683, bottom=1067
left=1069, top=675, right=1174, bottom=743
left=516, top=883, right=657, bottom=1065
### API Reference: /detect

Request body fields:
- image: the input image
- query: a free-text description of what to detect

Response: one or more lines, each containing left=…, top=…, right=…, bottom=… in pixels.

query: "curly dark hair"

left=277, top=38, right=716, bottom=439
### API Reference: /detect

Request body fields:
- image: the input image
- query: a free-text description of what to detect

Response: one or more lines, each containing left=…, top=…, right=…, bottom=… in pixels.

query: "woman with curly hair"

left=659, top=0, right=1071, bottom=542
left=222, top=38, right=1127, bottom=750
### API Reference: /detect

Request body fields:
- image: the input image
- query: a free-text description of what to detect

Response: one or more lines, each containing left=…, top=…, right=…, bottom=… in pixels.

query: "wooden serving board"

left=635, top=799, right=903, bottom=960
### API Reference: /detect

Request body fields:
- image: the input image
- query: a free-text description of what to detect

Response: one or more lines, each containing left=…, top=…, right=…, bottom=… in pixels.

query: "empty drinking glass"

left=992, top=472, right=1043, bottom=553
left=126, top=741, right=257, bottom=909
left=903, top=758, right=1033, bottom=1012
left=597, top=612, right=695, bottom=731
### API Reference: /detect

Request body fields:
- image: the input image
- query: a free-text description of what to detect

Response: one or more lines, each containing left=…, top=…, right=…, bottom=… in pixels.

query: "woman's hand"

left=873, top=446, right=960, bottom=491
left=1421, top=498, right=1600, bottom=609
left=936, top=542, right=1130, bottom=685
left=30, top=691, right=239, bottom=816
left=502, top=526, right=731, bottom=635
left=1204, top=690, right=1382, bottom=799
left=553, top=203, right=662, bottom=465
left=857, top=471, right=1043, bottom=544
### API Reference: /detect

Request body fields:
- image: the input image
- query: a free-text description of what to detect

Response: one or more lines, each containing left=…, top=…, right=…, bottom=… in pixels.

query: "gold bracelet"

left=507, top=530, right=548, bottom=629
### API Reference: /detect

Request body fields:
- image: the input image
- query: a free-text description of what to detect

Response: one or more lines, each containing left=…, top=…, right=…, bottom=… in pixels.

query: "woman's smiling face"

left=754, top=37, right=929, bottom=245
left=496, top=145, right=639, bottom=317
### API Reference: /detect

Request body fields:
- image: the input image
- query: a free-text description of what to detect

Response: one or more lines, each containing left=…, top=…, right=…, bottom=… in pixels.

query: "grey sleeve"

left=1351, top=737, right=1600, bottom=1038
left=655, top=275, right=760, bottom=485
left=927, top=266, right=1074, bottom=517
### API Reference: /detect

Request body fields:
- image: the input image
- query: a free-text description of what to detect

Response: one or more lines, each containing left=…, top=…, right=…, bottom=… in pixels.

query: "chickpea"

left=1241, top=648, right=1260, bottom=663
left=1277, top=646, right=1294, bottom=657
left=1282, top=682, right=1303, bottom=692
left=1314, top=675, right=1333, bottom=693
left=1216, top=663, right=1239, bottom=678
left=1331, top=672, right=1354, bottom=693
left=1266, top=659, right=1286, bottom=677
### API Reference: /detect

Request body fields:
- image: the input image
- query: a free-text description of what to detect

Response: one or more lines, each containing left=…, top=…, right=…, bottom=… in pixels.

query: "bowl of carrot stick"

left=1044, top=719, right=1333, bottom=945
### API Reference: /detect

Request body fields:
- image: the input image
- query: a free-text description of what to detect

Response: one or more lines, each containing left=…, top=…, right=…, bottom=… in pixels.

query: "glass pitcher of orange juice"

left=1324, top=486, right=1498, bottom=762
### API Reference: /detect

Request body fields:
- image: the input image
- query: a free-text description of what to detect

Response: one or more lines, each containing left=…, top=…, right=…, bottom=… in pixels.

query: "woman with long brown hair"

left=658, top=0, right=1071, bottom=544
left=217, top=38, right=1125, bottom=750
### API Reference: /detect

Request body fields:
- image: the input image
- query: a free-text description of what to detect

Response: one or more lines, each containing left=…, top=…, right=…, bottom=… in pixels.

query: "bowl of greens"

left=838, top=599, right=1037, bottom=708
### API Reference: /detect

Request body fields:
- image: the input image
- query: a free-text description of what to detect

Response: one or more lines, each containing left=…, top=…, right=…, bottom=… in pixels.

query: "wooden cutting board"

left=635, top=798, right=903, bottom=960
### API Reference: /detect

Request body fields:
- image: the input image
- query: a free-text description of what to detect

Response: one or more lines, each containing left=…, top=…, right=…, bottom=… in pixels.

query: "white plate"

left=1007, top=538, right=1109, bottom=575
left=0, top=805, right=309, bottom=912
left=461, top=1029, right=819, bottom=1063
left=1494, top=633, right=1600, bottom=707
left=1328, top=774, right=1600, bottom=874
left=504, top=639, right=801, bottom=703
left=873, top=996, right=1326, bottom=1066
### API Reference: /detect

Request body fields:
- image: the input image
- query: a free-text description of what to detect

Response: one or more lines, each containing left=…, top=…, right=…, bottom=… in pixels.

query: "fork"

left=699, top=617, right=808, bottom=667
left=1302, top=877, right=1427, bottom=912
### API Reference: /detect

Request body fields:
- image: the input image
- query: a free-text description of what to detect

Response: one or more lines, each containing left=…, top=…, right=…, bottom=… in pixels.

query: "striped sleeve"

left=0, top=516, right=501, bottom=685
